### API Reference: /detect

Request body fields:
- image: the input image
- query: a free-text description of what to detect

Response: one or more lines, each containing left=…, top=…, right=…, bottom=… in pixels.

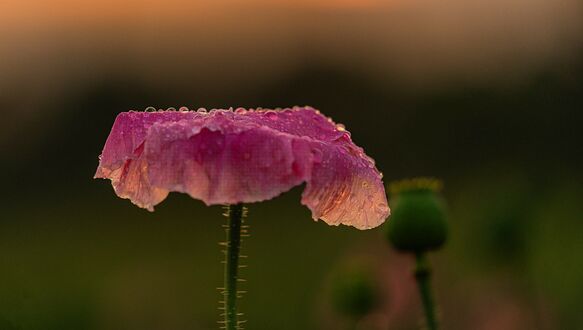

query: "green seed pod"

left=384, top=178, right=448, bottom=253
left=329, top=262, right=379, bottom=319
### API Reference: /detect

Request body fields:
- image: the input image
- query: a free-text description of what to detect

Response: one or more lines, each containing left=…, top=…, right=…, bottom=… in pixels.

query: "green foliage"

left=0, top=317, right=21, bottom=330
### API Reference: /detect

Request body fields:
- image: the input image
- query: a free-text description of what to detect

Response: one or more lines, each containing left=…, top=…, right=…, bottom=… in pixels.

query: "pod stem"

left=219, top=204, right=248, bottom=330
left=414, top=252, right=437, bottom=330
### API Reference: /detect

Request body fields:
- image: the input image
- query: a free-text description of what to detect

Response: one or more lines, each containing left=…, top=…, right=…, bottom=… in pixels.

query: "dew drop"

left=265, top=111, right=278, bottom=120
left=311, top=149, right=323, bottom=163
left=235, top=108, right=247, bottom=114
left=145, top=106, right=156, bottom=112
left=336, top=123, right=346, bottom=132
left=179, top=106, right=189, bottom=112
left=197, top=108, right=208, bottom=113
left=167, top=107, right=177, bottom=111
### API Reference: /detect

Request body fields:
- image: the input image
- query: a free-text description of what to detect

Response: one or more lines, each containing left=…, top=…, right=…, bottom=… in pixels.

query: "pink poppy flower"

left=95, top=106, right=389, bottom=229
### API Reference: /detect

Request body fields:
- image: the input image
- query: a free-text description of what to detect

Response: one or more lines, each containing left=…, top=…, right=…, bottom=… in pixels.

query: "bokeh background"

left=1, top=1, right=582, bottom=329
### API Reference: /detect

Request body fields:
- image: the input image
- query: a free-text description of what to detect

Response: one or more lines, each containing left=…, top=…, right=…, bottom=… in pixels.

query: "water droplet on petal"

left=167, top=107, right=177, bottom=111
left=145, top=106, right=156, bottom=112
left=179, top=106, right=189, bottom=112
left=336, top=123, right=346, bottom=132
left=312, top=149, right=323, bottom=163
left=265, top=111, right=278, bottom=120
left=197, top=108, right=207, bottom=113
left=235, top=108, right=247, bottom=114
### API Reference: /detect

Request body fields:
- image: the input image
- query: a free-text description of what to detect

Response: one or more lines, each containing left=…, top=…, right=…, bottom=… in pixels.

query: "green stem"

left=414, top=252, right=437, bottom=330
left=221, top=204, right=246, bottom=330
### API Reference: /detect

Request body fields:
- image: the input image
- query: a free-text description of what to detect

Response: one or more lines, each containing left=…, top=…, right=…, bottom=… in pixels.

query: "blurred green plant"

left=384, top=178, right=448, bottom=330
left=329, top=261, right=380, bottom=327
left=0, top=317, right=21, bottom=330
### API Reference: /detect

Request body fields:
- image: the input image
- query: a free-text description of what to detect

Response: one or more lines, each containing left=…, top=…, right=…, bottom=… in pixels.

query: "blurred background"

left=1, top=0, right=582, bottom=329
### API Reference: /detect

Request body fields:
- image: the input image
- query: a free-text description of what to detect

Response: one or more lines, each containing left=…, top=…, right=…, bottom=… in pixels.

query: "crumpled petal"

left=95, top=107, right=389, bottom=229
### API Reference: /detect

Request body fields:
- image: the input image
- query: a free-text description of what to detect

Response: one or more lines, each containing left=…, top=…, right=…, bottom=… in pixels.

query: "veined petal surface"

left=95, top=107, right=389, bottom=229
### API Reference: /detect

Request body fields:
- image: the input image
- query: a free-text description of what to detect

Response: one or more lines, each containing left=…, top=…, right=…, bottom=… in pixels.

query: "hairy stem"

left=414, top=252, right=437, bottom=330
left=220, top=204, right=247, bottom=330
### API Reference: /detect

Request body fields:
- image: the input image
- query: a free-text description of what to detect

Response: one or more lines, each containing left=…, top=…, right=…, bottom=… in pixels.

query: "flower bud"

left=384, top=178, right=448, bottom=253
left=329, top=262, right=379, bottom=319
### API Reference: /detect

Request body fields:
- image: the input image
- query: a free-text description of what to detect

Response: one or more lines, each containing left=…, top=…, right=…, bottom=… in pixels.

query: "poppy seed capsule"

left=330, top=264, right=379, bottom=319
left=384, top=179, right=448, bottom=253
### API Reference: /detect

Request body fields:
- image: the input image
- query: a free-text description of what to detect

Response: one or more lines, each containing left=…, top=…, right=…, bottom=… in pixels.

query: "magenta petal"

left=95, top=107, right=389, bottom=229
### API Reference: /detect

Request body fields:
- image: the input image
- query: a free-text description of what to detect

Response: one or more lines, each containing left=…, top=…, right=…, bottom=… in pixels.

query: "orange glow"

left=1, top=0, right=580, bottom=93
left=0, top=0, right=394, bottom=28
left=257, top=0, right=391, bottom=9
left=0, top=0, right=213, bottom=26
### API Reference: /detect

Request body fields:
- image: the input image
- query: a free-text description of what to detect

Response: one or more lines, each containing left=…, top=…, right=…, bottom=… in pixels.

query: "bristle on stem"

left=219, top=204, right=249, bottom=330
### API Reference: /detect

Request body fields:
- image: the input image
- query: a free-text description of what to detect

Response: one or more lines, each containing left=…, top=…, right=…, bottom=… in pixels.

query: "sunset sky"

left=2, top=0, right=580, bottom=84
left=1, top=0, right=581, bottom=144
